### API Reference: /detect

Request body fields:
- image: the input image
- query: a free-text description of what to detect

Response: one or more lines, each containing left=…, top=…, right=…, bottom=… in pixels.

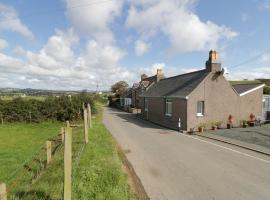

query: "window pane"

left=197, top=101, right=204, bottom=115
left=165, top=99, right=172, bottom=115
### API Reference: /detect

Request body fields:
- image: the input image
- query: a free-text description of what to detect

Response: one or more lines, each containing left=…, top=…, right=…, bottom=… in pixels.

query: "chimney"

left=206, top=50, right=222, bottom=72
left=156, top=68, right=164, bottom=82
left=141, top=74, right=148, bottom=81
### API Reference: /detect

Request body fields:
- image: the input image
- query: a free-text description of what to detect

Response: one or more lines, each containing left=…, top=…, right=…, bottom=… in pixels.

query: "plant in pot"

left=216, top=121, right=222, bottom=129
left=198, top=123, right=206, bottom=133
left=249, top=113, right=256, bottom=127
left=242, top=120, right=248, bottom=128
left=211, top=122, right=217, bottom=131
left=227, top=115, right=233, bottom=129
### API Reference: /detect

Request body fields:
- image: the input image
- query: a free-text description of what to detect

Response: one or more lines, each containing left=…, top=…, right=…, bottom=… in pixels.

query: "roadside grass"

left=0, top=122, right=63, bottom=185
left=8, top=105, right=138, bottom=200
left=72, top=108, right=137, bottom=200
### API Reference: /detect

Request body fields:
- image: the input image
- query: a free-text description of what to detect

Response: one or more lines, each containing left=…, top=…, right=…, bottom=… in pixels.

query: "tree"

left=264, top=86, right=270, bottom=94
left=111, top=81, right=129, bottom=97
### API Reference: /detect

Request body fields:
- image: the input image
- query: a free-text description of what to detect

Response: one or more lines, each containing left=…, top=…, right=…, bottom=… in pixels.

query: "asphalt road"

left=103, top=107, right=270, bottom=200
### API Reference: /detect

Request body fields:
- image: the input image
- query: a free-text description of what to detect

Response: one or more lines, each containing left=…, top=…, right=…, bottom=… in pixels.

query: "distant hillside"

left=256, top=79, right=270, bottom=86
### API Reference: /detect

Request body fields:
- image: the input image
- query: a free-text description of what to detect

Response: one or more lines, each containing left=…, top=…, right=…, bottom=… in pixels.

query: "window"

left=165, top=98, right=172, bottom=116
left=144, top=98, right=148, bottom=111
left=264, top=96, right=270, bottom=111
left=197, top=101, right=204, bottom=116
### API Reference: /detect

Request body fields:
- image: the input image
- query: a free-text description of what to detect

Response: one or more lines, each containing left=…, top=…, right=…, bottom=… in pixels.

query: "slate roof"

left=232, top=83, right=264, bottom=95
left=141, top=69, right=209, bottom=98
left=143, top=75, right=157, bottom=83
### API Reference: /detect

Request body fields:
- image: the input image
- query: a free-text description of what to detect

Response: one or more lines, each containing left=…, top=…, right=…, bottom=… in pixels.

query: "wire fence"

left=0, top=103, right=91, bottom=200
left=2, top=132, right=63, bottom=200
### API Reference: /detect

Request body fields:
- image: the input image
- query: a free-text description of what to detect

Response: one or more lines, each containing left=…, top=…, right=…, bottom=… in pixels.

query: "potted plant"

left=227, top=115, right=233, bottom=129
left=241, top=120, right=248, bottom=128
left=211, top=122, right=217, bottom=131
left=249, top=113, right=256, bottom=127
left=198, top=123, right=206, bottom=133
left=216, top=121, right=222, bottom=129
left=249, top=113, right=255, bottom=121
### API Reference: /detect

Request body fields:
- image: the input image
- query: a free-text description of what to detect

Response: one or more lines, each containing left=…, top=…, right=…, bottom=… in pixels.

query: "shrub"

left=0, top=93, right=100, bottom=123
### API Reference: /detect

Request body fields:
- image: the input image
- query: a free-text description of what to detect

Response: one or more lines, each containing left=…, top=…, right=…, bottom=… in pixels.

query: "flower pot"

left=249, top=121, right=255, bottom=127
left=198, top=127, right=204, bottom=133
left=243, top=124, right=247, bottom=128
left=227, top=123, right=232, bottom=129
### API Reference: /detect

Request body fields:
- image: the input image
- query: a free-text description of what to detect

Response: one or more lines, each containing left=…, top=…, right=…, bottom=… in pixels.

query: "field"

left=0, top=122, right=63, bottom=184
left=0, top=95, right=46, bottom=101
left=0, top=107, right=137, bottom=200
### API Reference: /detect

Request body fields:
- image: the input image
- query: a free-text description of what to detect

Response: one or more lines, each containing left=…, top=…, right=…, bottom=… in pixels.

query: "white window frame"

left=263, top=96, right=270, bottom=111
left=144, top=98, right=148, bottom=111
left=197, top=101, right=204, bottom=117
left=165, top=98, right=172, bottom=116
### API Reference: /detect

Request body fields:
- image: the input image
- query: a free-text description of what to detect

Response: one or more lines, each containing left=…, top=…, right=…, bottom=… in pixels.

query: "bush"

left=0, top=93, right=101, bottom=123
left=264, top=86, right=270, bottom=94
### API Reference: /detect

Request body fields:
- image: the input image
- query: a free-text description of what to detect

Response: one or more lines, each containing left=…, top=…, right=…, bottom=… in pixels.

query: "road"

left=103, top=107, right=270, bottom=200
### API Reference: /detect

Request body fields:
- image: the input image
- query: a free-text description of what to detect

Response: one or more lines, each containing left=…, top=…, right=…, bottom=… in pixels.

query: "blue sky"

left=0, top=0, right=270, bottom=90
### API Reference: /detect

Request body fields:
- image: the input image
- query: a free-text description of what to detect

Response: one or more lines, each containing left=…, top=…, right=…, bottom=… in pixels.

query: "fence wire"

left=4, top=131, right=64, bottom=200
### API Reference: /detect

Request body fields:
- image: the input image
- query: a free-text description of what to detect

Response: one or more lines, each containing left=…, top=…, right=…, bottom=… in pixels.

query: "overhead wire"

left=0, top=0, right=116, bottom=23
left=228, top=50, right=270, bottom=69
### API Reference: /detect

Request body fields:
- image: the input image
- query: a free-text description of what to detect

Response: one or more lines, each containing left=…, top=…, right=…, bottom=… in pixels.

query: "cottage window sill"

left=197, top=113, right=204, bottom=117
left=165, top=113, right=172, bottom=117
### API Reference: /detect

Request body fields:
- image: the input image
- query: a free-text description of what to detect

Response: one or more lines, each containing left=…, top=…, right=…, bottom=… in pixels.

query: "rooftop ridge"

left=160, top=69, right=207, bottom=82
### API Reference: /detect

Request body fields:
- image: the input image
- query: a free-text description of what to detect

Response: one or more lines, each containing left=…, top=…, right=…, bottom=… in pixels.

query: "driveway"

left=206, top=125, right=270, bottom=149
left=103, top=107, right=270, bottom=200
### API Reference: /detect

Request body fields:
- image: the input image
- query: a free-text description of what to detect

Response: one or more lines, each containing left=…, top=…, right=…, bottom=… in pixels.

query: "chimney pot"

left=206, top=50, right=222, bottom=72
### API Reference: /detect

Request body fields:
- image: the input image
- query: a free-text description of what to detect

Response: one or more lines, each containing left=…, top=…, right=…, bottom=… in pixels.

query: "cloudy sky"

left=0, top=0, right=270, bottom=90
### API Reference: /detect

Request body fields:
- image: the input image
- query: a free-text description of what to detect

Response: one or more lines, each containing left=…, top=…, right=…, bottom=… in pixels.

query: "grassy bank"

left=0, top=122, right=63, bottom=184
left=72, top=108, right=137, bottom=200
left=6, top=106, right=137, bottom=199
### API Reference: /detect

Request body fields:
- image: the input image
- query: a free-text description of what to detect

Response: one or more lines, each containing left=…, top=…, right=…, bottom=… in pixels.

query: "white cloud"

left=260, top=52, right=270, bottom=63
left=13, top=46, right=26, bottom=56
left=65, top=0, right=123, bottom=44
left=261, top=0, right=270, bottom=9
left=126, top=0, right=238, bottom=53
left=135, top=40, right=150, bottom=56
left=226, top=67, right=270, bottom=80
left=0, top=28, right=135, bottom=90
left=0, top=3, right=33, bottom=39
left=0, top=39, right=8, bottom=49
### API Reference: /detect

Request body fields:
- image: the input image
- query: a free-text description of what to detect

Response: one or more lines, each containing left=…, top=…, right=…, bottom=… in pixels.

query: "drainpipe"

left=178, top=118, right=181, bottom=132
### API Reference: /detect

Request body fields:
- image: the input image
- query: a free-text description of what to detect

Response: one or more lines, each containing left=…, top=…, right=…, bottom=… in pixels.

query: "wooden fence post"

left=46, top=141, right=52, bottom=164
left=66, top=121, right=70, bottom=127
left=0, top=183, right=7, bottom=200
left=61, top=127, right=65, bottom=143
left=64, top=127, right=72, bottom=200
left=87, top=103, right=92, bottom=128
left=84, top=108, right=89, bottom=144
left=0, top=113, right=3, bottom=125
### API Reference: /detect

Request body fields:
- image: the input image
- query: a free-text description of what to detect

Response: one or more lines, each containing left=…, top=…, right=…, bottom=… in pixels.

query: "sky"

left=0, top=0, right=270, bottom=91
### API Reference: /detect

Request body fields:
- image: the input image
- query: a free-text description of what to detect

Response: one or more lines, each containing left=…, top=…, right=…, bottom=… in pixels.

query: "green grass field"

left=1, top=107, right=137, bottom=200
left=0, top=122, right=63, bottom=185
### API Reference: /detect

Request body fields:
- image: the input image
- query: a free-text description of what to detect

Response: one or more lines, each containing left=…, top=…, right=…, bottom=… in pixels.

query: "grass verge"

left=6, top=105, right=138, bottom=200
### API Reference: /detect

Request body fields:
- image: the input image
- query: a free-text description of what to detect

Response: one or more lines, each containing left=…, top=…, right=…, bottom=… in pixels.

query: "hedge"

left=0, top=93, right=102, bottom=123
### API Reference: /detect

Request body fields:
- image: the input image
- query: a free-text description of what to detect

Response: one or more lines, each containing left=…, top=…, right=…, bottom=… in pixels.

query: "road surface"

left=103, top=107, right=270, bottom=200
